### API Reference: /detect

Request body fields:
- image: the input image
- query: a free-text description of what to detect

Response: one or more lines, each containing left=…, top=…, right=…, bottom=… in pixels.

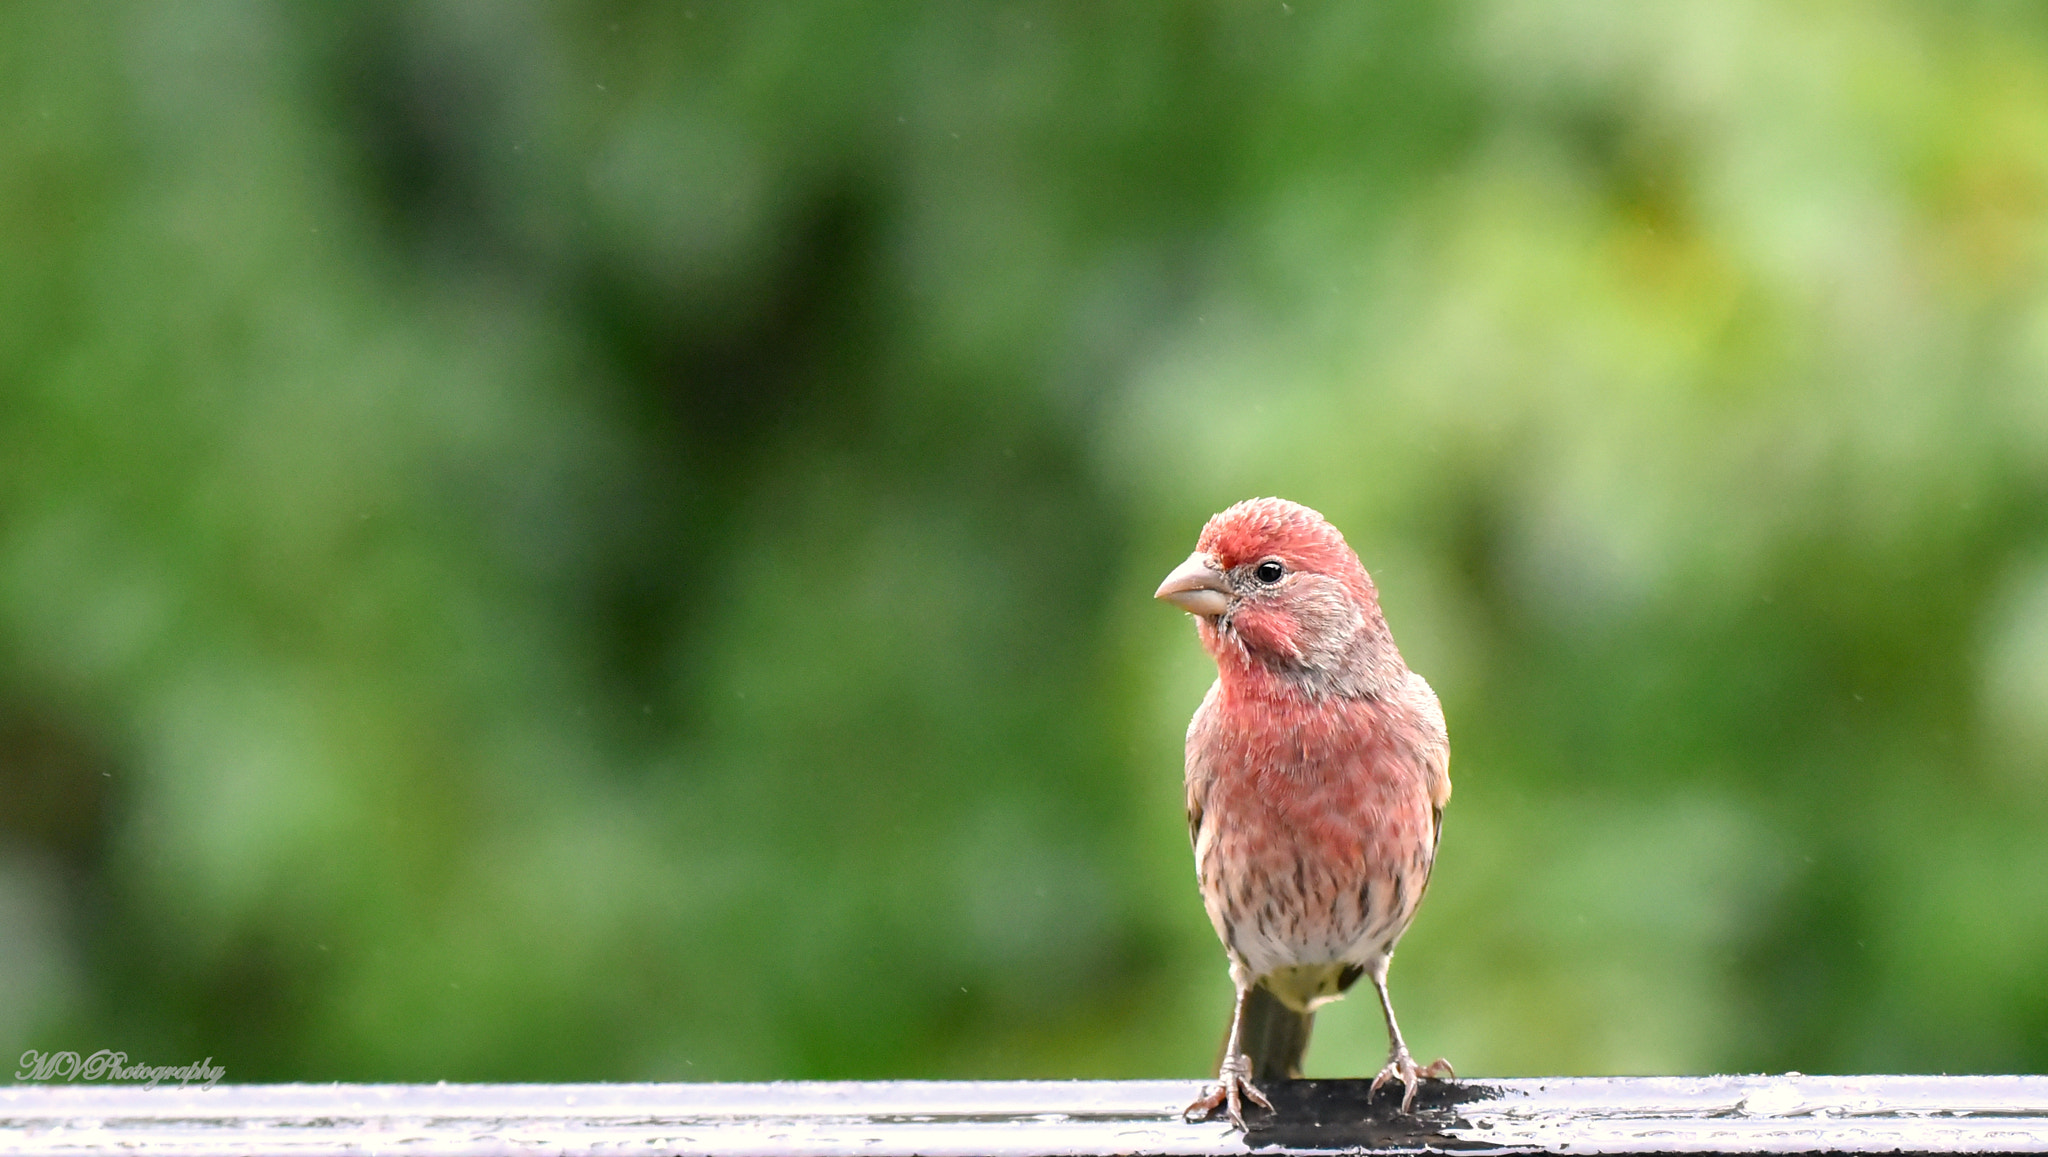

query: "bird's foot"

left=1368, top=1049, right=1454, bottom=1113
left=1183, top=1052, right=1273, bottom=1130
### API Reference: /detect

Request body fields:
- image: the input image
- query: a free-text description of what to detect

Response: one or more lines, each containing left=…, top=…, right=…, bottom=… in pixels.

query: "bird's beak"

left=1155, top=552, right=1231, bottom=618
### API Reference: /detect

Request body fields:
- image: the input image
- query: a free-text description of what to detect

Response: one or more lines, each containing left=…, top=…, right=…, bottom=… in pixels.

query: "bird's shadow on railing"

left=1244, top=1079, right=1504, bottom=1150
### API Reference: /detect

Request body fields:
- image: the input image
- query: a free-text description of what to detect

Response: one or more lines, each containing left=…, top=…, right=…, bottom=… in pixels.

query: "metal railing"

left=5, top=1074, right=2047, bottom=1155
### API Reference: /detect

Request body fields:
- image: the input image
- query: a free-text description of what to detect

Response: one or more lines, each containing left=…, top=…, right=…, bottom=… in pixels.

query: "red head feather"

left=1197, top=498, right=1377, bottom=608
left=1169, top=498, right=1400, bottom=698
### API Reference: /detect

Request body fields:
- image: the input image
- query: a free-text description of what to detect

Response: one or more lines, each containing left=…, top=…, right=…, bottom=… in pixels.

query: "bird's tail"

left=1225, top=982, right=1316, bottom=1084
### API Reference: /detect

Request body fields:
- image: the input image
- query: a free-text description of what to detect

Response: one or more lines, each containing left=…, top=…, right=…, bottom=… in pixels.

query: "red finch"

left=1156, top=498, right=1452, bottom=1128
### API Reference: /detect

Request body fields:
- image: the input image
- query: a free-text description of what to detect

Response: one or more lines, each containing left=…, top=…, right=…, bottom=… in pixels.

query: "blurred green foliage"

left=3, top=0, right=2048, bottom=1084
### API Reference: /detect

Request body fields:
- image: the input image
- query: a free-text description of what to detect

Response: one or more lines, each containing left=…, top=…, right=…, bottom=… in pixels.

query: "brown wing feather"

left=1406, top=671, right=1451, bottom=895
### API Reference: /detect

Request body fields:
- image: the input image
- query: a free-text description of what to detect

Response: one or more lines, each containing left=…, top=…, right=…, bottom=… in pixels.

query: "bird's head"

left=1155, top=497, right=1399, bottom=695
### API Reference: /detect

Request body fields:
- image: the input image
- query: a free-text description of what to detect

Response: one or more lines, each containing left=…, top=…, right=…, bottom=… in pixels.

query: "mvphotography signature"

left=16, top=1050, right=223, bottom=1090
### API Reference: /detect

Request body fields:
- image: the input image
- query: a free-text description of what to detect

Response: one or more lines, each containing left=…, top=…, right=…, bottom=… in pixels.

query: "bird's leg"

left=1183, top=966, right=1274, bottom=1129
left=1365, top=958, right=1453, bottom=1113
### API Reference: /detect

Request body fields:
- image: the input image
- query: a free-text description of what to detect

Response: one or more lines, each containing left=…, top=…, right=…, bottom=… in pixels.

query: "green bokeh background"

left=5, top=1, right=2048, bottom=1083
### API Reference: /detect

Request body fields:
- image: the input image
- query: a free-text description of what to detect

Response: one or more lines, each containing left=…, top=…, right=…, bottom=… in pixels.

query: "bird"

left=1155, top=497, right=1453, bottom=1129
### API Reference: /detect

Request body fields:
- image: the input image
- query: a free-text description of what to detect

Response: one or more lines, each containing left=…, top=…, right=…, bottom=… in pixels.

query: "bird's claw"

left=1368, top=1049, right=1454, bottom=1112
left=1183, top=1052, right=1273, bottom=1130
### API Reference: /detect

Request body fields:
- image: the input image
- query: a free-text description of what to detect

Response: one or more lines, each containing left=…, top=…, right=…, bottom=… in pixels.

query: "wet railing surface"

left=4, top=1075, right=2047, bottom=1156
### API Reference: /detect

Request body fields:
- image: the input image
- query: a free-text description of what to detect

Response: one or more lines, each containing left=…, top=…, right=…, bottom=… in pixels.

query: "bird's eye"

left=1254, top=560, right=1285, bottom=584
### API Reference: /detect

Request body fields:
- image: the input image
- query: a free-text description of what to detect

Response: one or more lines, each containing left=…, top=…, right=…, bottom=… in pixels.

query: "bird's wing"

left=1185, top=679, right=1223, bottom=851
left=1404, top=670, right=1451, bottom=817
left=1400, top=671, right=1452, bottom=883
